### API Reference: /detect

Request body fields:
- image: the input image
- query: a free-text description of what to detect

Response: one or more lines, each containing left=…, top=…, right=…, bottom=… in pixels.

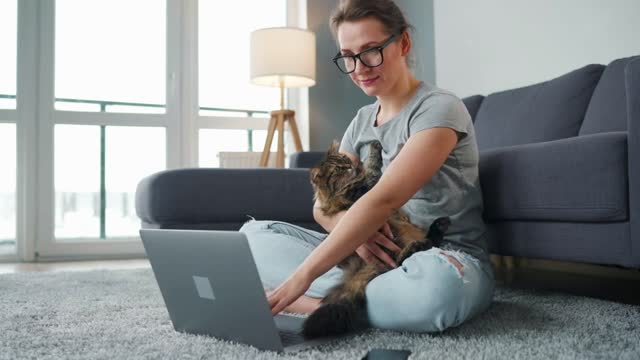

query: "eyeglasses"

left=332, top=34, right=401, bottom=74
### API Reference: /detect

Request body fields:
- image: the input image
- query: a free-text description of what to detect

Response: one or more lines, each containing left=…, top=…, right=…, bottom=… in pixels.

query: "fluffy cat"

left=303, top=139, right=451, bottom=338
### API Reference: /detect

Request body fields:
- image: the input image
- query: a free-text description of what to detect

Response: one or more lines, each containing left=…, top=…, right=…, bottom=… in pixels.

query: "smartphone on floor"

left=362, top=348, right=412, bottom=360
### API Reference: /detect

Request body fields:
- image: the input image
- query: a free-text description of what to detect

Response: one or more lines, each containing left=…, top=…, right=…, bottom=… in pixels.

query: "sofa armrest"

left=289, top=151, right=325, bottom=168
left=625, top=56, right=640, bottom=267
left=135, top=168, right=315, bottom=226
left=479, top=132, right=628, bottom=222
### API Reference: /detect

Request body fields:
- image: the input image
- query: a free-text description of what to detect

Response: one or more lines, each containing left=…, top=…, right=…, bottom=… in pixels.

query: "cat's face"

left=310, top=141, right=360, bottom=207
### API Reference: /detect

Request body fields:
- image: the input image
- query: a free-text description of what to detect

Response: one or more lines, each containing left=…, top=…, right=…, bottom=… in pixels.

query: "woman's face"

left=336, top=17, right=406, bottom=97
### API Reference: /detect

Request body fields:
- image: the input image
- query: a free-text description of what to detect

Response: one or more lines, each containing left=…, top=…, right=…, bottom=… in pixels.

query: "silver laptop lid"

left=140, top=228, right=285, bottom=352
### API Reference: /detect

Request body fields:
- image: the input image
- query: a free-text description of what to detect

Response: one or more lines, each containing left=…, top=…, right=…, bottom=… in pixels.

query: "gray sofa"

left=135, top=55, right=640, bottom=269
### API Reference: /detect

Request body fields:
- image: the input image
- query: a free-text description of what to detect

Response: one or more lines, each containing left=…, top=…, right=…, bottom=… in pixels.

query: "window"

left=104, top=126, right=165, bottom=237
left=0, top=0, right=17, bottom=257
left=55, top=0, right=166, bottom=113
left=54, top=125, right=101, bottom=239
left=54, top=125, right=165, bottom=239
left=0, top=124, right=16, bottom=255
left=4, top=1, right=302, bottom=261
left=52, top=0, right=167, bottom=242
left=0, top=0, right=17, bottom=110
left=198, top=0, right=284, bottom=113
left=198, top=0, right=288, bottom=167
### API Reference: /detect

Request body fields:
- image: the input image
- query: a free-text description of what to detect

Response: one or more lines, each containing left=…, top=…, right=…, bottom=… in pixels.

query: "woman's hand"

left=266, top=270, right=313, bottom=316
left=355, top=221, right=401, bottom=269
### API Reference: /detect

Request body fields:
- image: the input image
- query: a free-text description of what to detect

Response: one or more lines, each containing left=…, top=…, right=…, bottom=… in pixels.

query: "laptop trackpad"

left=274, top=314, right=306, bottom=333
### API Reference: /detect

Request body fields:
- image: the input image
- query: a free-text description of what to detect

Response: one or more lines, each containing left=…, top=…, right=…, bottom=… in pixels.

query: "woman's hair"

left=329, top=0, right=416, bottom=68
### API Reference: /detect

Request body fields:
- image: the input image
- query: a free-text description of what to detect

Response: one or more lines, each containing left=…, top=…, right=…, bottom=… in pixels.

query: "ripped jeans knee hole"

left=439, top=251, right=464, bottom=276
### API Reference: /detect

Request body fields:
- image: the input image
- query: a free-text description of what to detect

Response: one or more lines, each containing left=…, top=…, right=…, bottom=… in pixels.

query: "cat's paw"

left=428, top=217, right=451, bottom=236
left=369, top=140, right=382, bottom=151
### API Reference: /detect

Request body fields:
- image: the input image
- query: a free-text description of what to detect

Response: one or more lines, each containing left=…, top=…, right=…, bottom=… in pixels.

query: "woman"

left=239, top=0, right=495, bottom=333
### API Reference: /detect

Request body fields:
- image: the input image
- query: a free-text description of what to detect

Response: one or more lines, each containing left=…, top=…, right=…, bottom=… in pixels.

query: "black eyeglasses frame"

left=332, top=33, right=401, bottom=74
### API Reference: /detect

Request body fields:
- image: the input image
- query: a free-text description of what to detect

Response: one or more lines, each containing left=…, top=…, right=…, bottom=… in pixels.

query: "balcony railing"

left=0, top=93, right=270, bottom=239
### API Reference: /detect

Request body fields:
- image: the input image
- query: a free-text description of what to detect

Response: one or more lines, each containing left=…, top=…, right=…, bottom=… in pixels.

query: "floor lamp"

left=250, top=27, right=316, bottom=168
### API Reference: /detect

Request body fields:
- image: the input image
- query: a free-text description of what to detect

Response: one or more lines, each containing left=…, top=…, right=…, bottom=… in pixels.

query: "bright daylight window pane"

left=252, top=129, right=292, bottom=153
left=55, top=125, right=101, bottom=239
left=0, top=124, right=17, bottom=255
left=105, top=126, right=165, bottom=238
left=55, top=0, right=165, bottom=113
left=198, top=0, right=285, bottom=114
left=0, top=0, right=17, bottom=110
left=55, top=125, right=166, bottom=240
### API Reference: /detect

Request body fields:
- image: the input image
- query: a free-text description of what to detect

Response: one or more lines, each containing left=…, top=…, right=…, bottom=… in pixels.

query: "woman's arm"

left=267, top=127, right=457, bottom=315
left=313, top=199, right=346, bottom=232
left=315, top=192, right=401, bottom=268
left=299, top=128, right=458, bottom=281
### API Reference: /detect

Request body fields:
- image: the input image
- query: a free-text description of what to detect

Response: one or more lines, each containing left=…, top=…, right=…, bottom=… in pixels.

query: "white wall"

left=395, top=0, right=436, bottom=85
left=434, top=0, right=640, bottom=98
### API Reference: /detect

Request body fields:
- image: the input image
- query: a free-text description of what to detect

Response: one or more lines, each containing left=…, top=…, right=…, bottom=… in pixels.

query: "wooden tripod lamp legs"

left=259, top=109, right=303, bottom=168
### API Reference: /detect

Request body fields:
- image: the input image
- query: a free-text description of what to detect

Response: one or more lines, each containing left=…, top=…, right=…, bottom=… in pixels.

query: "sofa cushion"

left=289, top=151, right=324, bottom=168
left=479, top=131, right=628, bottom=222
left=474, top=64, right=605, bottom=151
left=579, top=56, right=639, bottom=135
left=461, top=95, right=484, bottom=122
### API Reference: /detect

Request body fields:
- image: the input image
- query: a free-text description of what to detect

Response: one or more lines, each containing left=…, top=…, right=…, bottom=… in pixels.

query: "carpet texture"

left=1, top=268, right=639, bottom=359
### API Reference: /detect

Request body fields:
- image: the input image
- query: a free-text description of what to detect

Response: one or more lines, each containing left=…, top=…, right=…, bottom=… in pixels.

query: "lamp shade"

left=250, top=27, right=316, bottom=88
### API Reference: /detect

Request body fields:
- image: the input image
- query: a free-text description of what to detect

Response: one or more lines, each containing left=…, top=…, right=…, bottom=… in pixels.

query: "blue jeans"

left=238, top=219, right=495, bottom=333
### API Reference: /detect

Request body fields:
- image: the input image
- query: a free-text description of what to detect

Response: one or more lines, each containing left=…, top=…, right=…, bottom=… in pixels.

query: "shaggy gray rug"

left=1, top=268, right=639, bottom=360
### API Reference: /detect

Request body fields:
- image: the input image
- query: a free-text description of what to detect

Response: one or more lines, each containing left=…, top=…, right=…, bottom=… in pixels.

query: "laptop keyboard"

left=279, top=331, right=307, bottom=346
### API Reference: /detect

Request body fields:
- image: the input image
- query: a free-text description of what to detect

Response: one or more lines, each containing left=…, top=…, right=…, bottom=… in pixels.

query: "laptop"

left=139, top=228, right=357, bottom=353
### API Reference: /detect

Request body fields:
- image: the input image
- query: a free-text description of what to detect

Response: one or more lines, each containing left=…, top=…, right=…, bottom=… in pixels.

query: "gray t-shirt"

left=339, top=81, right=490, bottom=264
